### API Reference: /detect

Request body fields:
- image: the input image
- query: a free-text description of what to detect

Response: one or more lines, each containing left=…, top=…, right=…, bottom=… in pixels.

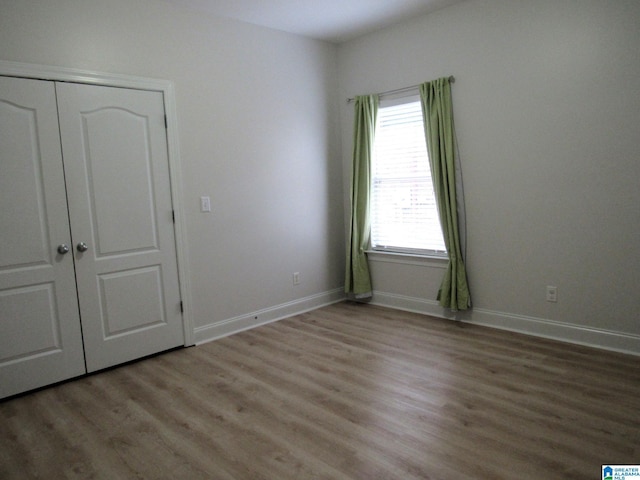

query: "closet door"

left=0, top=77, right=86, bottom=398
left=55, top=82, right=184, bottom=372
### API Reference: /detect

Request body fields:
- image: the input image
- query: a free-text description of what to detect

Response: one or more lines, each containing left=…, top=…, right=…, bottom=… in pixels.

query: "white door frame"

left=0, top=60, right=194, bottom=346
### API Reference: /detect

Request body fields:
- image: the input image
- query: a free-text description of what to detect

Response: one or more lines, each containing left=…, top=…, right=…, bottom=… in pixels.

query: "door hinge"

left=172, top=210, right=175, bottom=223
left=180, top=301, right=184, bottom=313
left=164, top=115, right=168, bottom=129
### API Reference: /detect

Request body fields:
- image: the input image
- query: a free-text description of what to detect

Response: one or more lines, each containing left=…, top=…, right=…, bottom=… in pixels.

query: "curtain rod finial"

left=449, top=75, right=455, bottom=83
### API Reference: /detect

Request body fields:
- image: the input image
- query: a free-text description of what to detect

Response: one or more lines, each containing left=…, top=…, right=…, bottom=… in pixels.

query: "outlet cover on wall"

left=546, top=285, right=558, bottom=302
left=200, top=196, right=211, bottom=212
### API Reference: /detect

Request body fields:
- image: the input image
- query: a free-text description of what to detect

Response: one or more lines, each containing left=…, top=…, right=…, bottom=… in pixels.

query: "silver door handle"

left=57, top=244, right=70, bottom=254
left=77, top=242, right=89, bottom=252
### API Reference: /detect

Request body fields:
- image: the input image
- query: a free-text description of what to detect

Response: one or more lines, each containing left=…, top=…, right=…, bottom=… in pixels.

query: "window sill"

left=366, top=250, right=448, bottom=268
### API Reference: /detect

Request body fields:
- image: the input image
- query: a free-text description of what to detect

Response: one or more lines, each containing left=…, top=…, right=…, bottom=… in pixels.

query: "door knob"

left=77, top=242, right=89, bottom=252
left=57, top=244, right=70, bottom=254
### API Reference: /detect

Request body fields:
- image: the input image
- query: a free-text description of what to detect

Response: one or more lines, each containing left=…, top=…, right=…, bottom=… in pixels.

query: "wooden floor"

left=1, top=302, right=639, bottom=479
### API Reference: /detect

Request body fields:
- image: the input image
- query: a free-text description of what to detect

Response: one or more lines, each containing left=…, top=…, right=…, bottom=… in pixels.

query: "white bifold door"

left=0, top=76, right=184, bottom=399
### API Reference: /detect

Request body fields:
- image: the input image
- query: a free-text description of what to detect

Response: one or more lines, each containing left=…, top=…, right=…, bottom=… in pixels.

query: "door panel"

left=0, top=76, right=86, bottom=398
left=81, top=108, right=159, bottom=256
left=56, top=82, right=183, bottom=372
left=98, top=266, right=167, bottom=337
left=0, top=98, right=50, bottom=269
left=1, top=285, right=62, bottom=358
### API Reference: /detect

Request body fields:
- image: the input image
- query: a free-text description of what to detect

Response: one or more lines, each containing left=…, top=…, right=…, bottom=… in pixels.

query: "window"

left=370, top=94, right=447, bottom=256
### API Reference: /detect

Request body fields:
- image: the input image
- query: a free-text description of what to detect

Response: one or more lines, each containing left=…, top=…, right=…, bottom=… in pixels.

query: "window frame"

left=369, top=91, right=448, bottom=259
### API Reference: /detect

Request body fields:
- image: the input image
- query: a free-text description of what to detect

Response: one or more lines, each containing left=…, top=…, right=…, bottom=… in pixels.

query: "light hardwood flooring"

left=1, top=302, right=639, bottom=479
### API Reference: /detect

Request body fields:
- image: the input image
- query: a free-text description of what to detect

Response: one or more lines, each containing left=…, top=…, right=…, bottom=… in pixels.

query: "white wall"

left=0, top=0, right=345, bottom=337
left=338, top=0, right=640, bottom=352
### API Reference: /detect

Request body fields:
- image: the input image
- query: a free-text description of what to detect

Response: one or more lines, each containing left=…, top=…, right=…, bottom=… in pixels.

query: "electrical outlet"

left=546, top=285, right=557, bottom=303
left=200, top=196, right=211, bottom=212
left=293, top=272, right=300, bottom=285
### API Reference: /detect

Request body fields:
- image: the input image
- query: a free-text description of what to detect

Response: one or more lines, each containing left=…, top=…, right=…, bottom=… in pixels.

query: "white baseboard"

left=193, top=288, right=640, bottom=356
left=194, top=288, right=346, bottom=345
left=370, top=291, right=640, bottom=356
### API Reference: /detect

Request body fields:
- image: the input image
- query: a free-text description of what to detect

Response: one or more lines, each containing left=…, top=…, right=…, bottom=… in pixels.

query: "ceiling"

left=162, top=0, right=466, bottom=43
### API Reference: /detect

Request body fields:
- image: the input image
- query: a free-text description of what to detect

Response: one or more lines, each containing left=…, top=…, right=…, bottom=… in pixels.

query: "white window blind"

left=371, top=97, right=447, bottom=255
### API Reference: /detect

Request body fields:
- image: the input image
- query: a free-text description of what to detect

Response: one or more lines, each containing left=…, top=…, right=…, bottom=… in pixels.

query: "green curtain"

left=420, top=78, right=471, bottom=311
left=345, top=95, right=378, bottom=298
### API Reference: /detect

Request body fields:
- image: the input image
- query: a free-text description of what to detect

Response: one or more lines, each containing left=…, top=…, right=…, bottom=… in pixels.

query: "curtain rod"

left=347, top=75, right=455, bottom=103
